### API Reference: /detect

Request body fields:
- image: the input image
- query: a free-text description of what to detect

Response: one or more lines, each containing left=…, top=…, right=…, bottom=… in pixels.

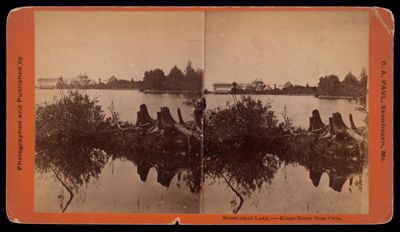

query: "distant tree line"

left=237, top=69, right=367, bottom=97
left=101, top=76, right=143, bottom=89
left=55, top=60, right=203, bottom=92
left=142, top=61, right=203, bottom=92
left=316, top=69, right=368, bottom=97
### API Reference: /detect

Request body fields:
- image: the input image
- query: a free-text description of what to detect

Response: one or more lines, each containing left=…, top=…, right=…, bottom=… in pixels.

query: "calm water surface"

left=35, top=89, right=368, bottom=214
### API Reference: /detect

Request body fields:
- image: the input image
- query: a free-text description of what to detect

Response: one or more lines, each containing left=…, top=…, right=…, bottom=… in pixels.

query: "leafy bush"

left=35, top=91, right=114, bottom=190
left=204, top=96, right=281, bottom=141
left=203, top=96, right=285, bottom=200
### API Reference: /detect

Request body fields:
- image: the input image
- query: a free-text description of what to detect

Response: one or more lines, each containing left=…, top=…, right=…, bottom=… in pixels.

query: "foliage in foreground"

left=35, top=91, right=366, bottom=213
left=35, top=91, right=202, bottom=211
left=203, top=96, right=287, bottom=199
left=35, top=91, right=116, bottom=190
left=203, top=95, right=367, bottom=212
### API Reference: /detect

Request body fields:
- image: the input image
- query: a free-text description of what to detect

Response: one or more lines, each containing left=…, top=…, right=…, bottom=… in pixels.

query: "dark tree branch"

left=221, top=173, right=244, bottom=214
left=49, top=165, right=74, bottom=213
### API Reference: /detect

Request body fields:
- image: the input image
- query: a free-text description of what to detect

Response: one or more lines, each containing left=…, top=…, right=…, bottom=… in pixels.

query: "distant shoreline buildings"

left=212, top=79, right=310, bottom=95
left=37, top=71, right=367, bottom=99
left=36, top=74, right=142, bottom=90
left=210, top=71, right=367, bottom=98
left=37, top=73, right=91, bottom=89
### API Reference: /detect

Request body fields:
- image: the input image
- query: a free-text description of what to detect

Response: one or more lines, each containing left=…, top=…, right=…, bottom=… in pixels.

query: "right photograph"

left=202, top=11, right=369, bottom=214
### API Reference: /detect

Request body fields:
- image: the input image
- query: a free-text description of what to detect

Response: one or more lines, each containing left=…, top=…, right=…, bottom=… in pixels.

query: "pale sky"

left=204, top=11, right=369, bottom=89
left=35, top=11, right=368, bottom=89
left=35, top=11, right=204, bottom=82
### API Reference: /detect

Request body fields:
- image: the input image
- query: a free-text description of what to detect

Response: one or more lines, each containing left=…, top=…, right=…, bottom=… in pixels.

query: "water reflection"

left=35, top=92, right=366, bottom=213
left=35, top=92, right=201, bottom=212
left=203, top=96, right=367, bottom=213
left=288, top=130, right=366, bottom=186
left=39, top=131, right=366, bottom=213
left=202, top=135, right=366, bottom=213
left=36, top=127, right=202, bottom=212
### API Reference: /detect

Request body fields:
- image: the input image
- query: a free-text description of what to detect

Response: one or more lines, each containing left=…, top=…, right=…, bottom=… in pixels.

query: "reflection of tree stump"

left=309, top=169, right=324, bottom=187
left=156, top=166, right=177, bottom=187
left=328, top=171, right=347, bottom=192
left=137, top=160, right=152, bottom=182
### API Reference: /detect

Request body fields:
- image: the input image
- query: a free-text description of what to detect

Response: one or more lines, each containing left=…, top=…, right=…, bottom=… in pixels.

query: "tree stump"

left=136, top=104, right=155, bottom=127
left=349, top=113, right=357, bottom=130
left=159, top=107, right=176, bottom=127
left=332, top=112, right=348, bottom=131
left=177, top=108, right=185, bottom=124
left=308, top=109, right=325, bottom=131
left=329, top=112, right=364, bottom=143
left=194, top=109, right=202, bottom=129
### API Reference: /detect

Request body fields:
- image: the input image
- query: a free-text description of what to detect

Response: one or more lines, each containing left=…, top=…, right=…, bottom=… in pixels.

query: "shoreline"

left=35, top=87, right=141, bottom=91
left=142, top=90, right=194, bottom=94
left=207, top=93, right=364, bottom=99
left=35, top=88, right=365, bottom=99
left=316, top=95, right=364, bottom=99
left=35, top=88, right=201, bottom=94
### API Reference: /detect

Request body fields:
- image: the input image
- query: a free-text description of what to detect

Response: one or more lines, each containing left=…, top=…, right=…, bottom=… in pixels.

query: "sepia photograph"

left=202, top=11, right=369, bottom=214
left=34, top=11, right=204, bottom=213
left=34, top=10, right=369, bottom=215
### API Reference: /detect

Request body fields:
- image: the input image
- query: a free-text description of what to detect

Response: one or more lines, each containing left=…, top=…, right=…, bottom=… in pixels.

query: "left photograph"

left=34, top=11, right=204, bottom=213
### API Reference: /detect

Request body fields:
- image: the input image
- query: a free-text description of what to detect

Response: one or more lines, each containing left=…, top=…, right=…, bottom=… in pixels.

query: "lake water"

left=34, top=89, right=368, bottom=214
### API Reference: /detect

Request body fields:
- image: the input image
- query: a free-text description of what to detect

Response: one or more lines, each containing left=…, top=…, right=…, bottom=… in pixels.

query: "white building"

left=37, top=78, right=59, bottom=89
left=213, top=83, right=232, bottom=94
